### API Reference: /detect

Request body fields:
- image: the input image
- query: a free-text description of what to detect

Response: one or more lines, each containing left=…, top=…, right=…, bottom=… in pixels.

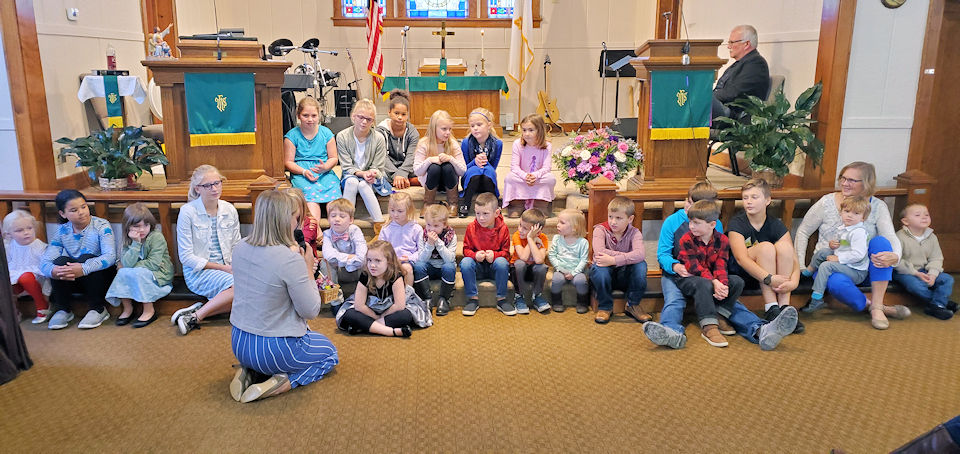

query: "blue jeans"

left=893, top=271, right=954, bottom=308
left=591, top=261, right=647, bottom=311
left=413, top=261, right=457, bottom=284
left=825, top=236, right=895, bottom=312
left=662, top=274, right=765, bottom=343
left=460, top=256, right=509, bottom=299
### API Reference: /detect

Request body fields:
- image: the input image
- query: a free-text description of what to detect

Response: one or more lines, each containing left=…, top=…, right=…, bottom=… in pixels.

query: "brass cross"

left=432, top=21, right=455, bottom=59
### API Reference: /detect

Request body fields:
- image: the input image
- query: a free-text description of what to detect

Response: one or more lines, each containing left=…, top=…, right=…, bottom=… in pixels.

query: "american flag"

left=366, top=0, right=384, bottom=94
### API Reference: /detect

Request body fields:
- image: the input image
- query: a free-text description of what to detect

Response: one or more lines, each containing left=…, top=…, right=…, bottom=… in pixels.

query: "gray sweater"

left=336, top=126, right=388, bottom=178
left=229, top=241, right=321, bottom=338
left=376, top=119, right=420, bottom=179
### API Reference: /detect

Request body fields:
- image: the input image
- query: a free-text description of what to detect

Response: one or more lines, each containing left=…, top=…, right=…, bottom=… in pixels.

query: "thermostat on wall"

left=66, top=8, right=79, bottom=21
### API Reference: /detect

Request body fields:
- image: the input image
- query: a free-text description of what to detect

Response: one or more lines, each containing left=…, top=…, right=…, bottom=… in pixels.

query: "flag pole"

left=516, top=44, right=523, bottom=131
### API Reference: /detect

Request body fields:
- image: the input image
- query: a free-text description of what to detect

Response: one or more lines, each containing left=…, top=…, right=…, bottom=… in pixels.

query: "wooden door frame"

left=656, top=0, right=682, bottom=39
left=904, top=0, right=944, bottom=172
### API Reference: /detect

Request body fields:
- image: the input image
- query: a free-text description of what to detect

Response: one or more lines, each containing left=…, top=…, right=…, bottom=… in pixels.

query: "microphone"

left=679, top=6, right=691, bottom=65
left=601, top=41, right=607, bottom=51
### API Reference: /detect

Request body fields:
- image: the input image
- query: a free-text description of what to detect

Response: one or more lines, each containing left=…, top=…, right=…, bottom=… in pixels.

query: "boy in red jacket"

left=460, top=192, right=513, bottom=316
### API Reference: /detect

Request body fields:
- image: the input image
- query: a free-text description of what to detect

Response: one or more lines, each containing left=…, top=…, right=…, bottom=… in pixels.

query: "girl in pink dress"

left=502, top=114, right=555, bottom=218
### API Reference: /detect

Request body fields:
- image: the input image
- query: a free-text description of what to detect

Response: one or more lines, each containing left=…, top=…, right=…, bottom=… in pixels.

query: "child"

left=172, top=165, right=241, bottom=336
left=510, top=208, right=550, bottom=314
left=322, top=198, right=367, bottom=314
left=591, top=196, right=648, bottom=324
left=287, top=188, right=320, bottom=262
left=459, top=107, right=503, bottom=218
left=335, top=240, right=431, bottom=336
left=893, top=203, right=955, bottom=320
left=337, top=99, right=388, bottom=223
left=676, top=200, right=745, bottom=347
left=802, top=196, right=870, bottom=313
left=105, top=203, right=173, bottom=328
left=413, top=204, right=458, bottom=316
left=502, top=114, right=555, bottom=218
left=283, top=96, right=341, bottom=222
left=460, top=192, right=512, bottom=316
left=39, top=189, right=117, bottom=330
left=378, top=192, right=423, bottom=286
left=3, top=210, right=51, bottom=323
left=414, top=110, right=467, bottom=217
left=548, top=209, right=590, bottom=314
left=726, top=178, right=804, bottom=333
left=376, top=89, right=421, bottom=189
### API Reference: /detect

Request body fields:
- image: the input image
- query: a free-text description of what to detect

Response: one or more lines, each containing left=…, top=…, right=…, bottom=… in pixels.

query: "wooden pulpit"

left=143, top=40, right=291, bottom=183
left=630, top=39, right=725, bottom=189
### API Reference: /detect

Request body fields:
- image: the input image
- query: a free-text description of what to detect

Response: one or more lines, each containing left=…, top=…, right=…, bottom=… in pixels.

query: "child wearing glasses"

left=337, top=99, right=388, bottom=224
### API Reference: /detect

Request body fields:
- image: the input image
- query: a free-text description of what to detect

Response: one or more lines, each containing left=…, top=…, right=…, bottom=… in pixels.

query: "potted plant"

left=713, top=82, right=825, bottom=187
left=553, top=127, right=643, bottom=194
left=57, top=126, right=169, bottom=190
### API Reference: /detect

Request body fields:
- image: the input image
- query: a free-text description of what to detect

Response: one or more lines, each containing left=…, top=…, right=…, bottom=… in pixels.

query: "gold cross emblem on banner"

left=215, top=94, right=228, bottom=112
left=676, top=89, right=688, bottom=107
left=107, top=93, right=118, bottom=104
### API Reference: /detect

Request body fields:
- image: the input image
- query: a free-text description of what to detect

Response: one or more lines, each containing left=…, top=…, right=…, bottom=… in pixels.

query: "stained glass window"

left=407, top=0, right=468, bottom=19
left=342, top=0, right=386, bottom=19
left=488, top=0, right=514, bottom=18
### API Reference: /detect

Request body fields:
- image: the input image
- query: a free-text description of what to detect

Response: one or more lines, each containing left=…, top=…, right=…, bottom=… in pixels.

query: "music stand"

left=599, top=50, right=637, bottom=124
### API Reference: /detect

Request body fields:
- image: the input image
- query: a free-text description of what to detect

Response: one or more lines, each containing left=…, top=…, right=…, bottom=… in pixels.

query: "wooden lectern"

left=630, top=40, right=725, bottom=189
left=142, top=40, right=291, bottom=183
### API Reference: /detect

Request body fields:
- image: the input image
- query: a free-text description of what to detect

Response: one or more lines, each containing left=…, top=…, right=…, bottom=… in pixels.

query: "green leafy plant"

left=56, top=126, right=169, bottom=182
left=714, top=82, right=825, bottom=177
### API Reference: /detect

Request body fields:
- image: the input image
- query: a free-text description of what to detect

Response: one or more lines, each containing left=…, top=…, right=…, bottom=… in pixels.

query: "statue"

left=148, top=23, right=173, bottom=58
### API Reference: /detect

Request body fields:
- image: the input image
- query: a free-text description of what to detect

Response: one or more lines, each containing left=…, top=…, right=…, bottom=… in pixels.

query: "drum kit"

left=269, top=37, right=362, bottom=122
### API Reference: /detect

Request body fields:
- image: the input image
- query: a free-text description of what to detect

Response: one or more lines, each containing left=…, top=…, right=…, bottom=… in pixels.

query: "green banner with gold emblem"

left=437, top=58, right=448, bottom=90
left=184, top=73, right=256, bottom=146
left=103, top=75, right=123, bottom=128
left=649, top=70, right=712, bottom=140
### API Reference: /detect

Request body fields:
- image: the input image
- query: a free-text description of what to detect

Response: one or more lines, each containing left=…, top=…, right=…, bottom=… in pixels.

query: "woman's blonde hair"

left=388, top=192, right=414, bottom=223
left=187, top=165, right=224, bottom=202
left=559, top=208, right=586, bottom=237
left=519, top=114, right=547, bottom=148
left=2, top=209, right=37, bottom=237
left=365, top=240, right=402, bottom=285
left=246, top=189, right=297, bottom=248
left=285, top=188, right=309, bottom=223
left=468, top=107, right=499, bottom=140
left=296, top=96, right=321, bottom=116
left=422, top=109, right=458, bottom=157
left=351, top=98, right=377, bottom=117
left=837, top=161, right=877, bottom=197
left=121, top=203, right=158, bottom=247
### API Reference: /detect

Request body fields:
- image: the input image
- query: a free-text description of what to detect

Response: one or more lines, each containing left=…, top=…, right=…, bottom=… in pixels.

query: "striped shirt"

left=39, top=216, right=116, bottom=277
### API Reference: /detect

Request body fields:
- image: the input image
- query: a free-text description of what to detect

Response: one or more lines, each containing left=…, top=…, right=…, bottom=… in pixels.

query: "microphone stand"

left=600, top=42, right=608, bottom=127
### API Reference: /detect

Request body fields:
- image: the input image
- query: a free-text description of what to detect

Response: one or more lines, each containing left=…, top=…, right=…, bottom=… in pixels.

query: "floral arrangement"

left=553, top=127, right=643, bottom=191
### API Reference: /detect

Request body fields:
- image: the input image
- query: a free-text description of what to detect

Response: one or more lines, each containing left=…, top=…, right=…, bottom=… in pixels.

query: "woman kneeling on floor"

left=229, top=189, right=339, bottom=403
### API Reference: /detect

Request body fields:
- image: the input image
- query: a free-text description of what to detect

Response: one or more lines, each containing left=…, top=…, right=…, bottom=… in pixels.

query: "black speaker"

left=610, top=118, right=638, bottom=141
left=334, top=90, right=358, bottom=118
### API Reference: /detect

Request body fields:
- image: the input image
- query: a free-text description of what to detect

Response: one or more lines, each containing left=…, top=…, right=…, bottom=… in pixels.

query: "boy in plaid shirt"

left=676, top=200, right=745, bottom=348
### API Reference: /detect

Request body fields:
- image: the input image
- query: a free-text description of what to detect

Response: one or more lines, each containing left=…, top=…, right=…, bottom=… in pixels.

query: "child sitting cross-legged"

left=510, top=208, right=550, bottom=314
left=322, top=198, right=367, bottom=315
left=802, top=196, right=871, bottom=313
left=893, top=203, right=956, bottom=320
left=460, top=192, right=512, bottom=316
left=675, top=200, right=745, bottom=348
left=413, top=204, right=458, bottom=316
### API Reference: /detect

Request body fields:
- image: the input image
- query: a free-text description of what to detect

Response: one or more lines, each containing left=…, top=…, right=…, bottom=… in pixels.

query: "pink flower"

left=587, top=141, right=600, bottom=149
left=568, top=168, right=577, bottom=177
left=603, top=170, right=615, bottom=180
left=588, top=155, right=599, bottom=165
left=590, top=165, right=601, bottom=174
left=574, top=135, right=584, bottom=144
left=586, top=131, right=595, bottom=140
left=618, top=142, right=629, bottom=152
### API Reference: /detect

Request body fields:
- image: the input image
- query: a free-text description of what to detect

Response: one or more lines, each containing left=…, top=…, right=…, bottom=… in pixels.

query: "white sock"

left=764, top=302, right=778, bottom=311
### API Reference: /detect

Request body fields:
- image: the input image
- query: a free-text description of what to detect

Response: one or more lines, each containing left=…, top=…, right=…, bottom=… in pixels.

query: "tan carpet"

left=2, top=308, right=959, bottom=452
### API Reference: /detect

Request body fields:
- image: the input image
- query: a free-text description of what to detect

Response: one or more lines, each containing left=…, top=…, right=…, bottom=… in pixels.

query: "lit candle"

left=481, top=29, right=485, bottom=60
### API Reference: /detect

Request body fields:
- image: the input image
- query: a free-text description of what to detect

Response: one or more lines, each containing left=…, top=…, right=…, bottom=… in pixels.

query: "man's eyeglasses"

left=726, top=39, right=745, bottom=46
left=197, top=180, right=223, bottom=190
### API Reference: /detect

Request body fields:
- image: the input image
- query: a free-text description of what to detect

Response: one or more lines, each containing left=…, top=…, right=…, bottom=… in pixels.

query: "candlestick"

left=480, top=29, right=485, bottom=60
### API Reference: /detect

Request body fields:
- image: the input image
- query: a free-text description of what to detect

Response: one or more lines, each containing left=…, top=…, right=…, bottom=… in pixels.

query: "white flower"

left=614, top=151, right=626, bottom=162
left=579, top=150, right=591, bottom=160
left=561, top=146, right=573, bottom=157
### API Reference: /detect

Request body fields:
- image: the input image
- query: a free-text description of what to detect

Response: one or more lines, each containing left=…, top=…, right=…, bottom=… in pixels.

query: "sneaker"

left=77, top=309, right=109, bottom=329
left=32, top=309, right=52, bottom=324
left=716, top=316, right=736, bottom=335
left=624, top=304, right=652, bottom=323
left=230, top=366, right=254, bottom=402
left=177, top=312, right=200, bottom=335
left=497, top=299, right=517, bottom=316
left=514, top=297, right=530, bottom=315
left=643, top=322, right=686, bottom=349
left=924, top=305, right=954, bottom=320
left=462, top=299, right=480, bottom=316
left=171, top=302, right=203, bottom=325
left=47, top=310, right=74, bottom=330
left=700, top=324, right=728, bottom=347
left=802, top=298, right=826, bottom=313
left=763, top=305, right=781, bottom=322
left=947, top=301, right=959, bottom=313
left=757, top=306, right=798, bottom=351
left=793, top=318, right=806, bottom=334
left=532, top=295, right=550, bottom=313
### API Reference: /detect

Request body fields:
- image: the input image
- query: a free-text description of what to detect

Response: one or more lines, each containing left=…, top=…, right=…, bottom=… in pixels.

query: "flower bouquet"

left=553, top=127, right=643, bottom=192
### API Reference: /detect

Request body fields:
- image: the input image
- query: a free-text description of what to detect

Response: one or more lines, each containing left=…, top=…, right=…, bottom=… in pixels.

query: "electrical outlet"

left=66, top=8, right=79, bottom=21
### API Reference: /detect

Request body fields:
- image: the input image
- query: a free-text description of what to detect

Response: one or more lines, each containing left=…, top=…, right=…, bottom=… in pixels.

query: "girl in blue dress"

left=283, top=96, right=341, bottom=221
left=459, top=108, right=503, bottom=218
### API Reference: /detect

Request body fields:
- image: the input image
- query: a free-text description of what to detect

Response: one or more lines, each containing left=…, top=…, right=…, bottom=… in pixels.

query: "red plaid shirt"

left=677, top=230, right=730, bottom=285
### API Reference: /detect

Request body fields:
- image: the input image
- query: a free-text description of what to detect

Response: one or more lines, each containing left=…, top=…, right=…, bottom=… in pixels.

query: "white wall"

left=837, top=0, right=928, bottom=186
left=0, top=30, right=24, bottom=191
left=33, top=0, right=151, bottom=178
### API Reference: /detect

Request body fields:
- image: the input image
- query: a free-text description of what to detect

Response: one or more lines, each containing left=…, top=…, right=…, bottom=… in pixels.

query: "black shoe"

left=458, top=202, right=470, bottom=218
left=793, top=318, right=806, bottom=334
left=132, top=312, right=158, bottom=328
left=924, top=305, right=954, bottom=320
left=436, top=296, right=450, bottom=316
left=947, top=301, right=959, bottom=313
left=576, top=293, right=590, bottom=314
left=763, top=305, right=782, bottom=322
left=115, top=315, right=133, bottom=326
left=551, top=292, right=565, bottom=312
left=413, top=280, right=432, bottom=302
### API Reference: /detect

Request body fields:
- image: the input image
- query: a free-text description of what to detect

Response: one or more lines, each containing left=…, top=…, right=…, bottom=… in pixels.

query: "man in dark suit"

left=712, top=25, right=770, bottom=120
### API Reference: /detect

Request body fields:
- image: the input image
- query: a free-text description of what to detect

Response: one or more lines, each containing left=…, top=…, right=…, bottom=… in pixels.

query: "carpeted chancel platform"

left=1, top=305, right=959, bottom=452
